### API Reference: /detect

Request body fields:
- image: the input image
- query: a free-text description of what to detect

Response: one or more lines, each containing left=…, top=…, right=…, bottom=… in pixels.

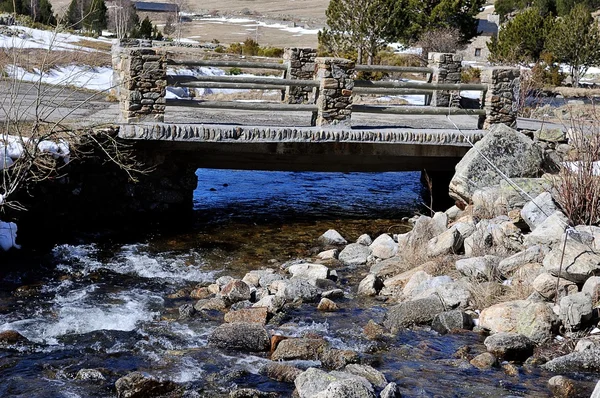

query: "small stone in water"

left=75, top=368, right=105, bottom=381
left=224, top=307, right=268, bottom=325
left=317, top=298, right=338, bottom=312
left=470, top=352, right=497, bottom=370
left=363, top=320, right=386, bottom=341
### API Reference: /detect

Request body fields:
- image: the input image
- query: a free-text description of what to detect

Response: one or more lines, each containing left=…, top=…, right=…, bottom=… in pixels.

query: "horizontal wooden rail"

left=168, top=75, right=319, bottom=88
left=355, top=65, right=433, bottom=74
left=355, top=80, right=487, bottom=92
left=352, top=105, right=486, bottom=116
left=354, top=87, right=434, bottom=95
left=170, top=82, right=288, bottom=90
left=167, top=99, right=317, bottom=112
left=167, top=59, right=288, bottom=70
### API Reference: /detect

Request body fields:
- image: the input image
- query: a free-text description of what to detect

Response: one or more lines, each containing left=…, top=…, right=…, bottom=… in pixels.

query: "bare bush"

left=416, top=27, right=464, bottom=63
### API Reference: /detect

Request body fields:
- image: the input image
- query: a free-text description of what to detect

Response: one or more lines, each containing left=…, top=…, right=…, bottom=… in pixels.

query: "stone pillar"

left=479, top=67, right=520, bottom=129
left=283, top=47, right=317, bottom=104
left=428, top=52, right=462, bottom=107
left=314, top=57, right=354, bottom=127
left=112, top=39, right=167, bottom=123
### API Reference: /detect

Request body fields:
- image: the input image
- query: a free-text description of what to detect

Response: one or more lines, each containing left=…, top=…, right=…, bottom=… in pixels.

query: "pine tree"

left=139, top=16, right=152, bottom=39
left=37, top=0, right=56, bottom=25
left=83, top=0, right=107, bottom=33
left=546, top=3, right=600, bottom=86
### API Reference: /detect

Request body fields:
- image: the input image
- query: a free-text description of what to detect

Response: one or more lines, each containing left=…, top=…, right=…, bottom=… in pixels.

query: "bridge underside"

left=120, top=124, right=485, bottom=172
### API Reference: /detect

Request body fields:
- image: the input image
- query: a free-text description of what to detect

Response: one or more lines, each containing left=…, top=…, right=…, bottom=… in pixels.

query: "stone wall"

left=314, top=57, right=355, bottom=127
left=480, top=67, right=520, bottom=129
left=428, top=53, right=462, bottom=108
left=283, top=48, right=317, bottom=104
left=112, top=39, right=167, bottom=123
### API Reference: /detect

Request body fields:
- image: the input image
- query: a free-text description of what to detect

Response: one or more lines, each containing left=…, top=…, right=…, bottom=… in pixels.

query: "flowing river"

left=0, top=169, right=570, bottom=397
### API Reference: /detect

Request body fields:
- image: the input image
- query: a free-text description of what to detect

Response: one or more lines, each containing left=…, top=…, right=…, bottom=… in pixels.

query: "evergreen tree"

left=546, top=3, right=600, bottom=86
left=139, top=15, right=152, bottom=38
left=0, top=0, right=28, bottom=16
left=487, top=7, right=554, bottom=64
left=65, top=0, right=83, bottom=29
left=37, top=0, right=56, bottom=25
left=83, top=0, right=107, bottom=33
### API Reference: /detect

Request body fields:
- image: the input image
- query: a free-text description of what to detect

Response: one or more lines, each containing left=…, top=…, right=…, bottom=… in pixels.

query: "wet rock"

left=262, top=362, right=303, bottom=383
left=317, top=297, right=339, bottom=311
left=271, top=338, right=327, bottom=361
left=484, top=332, right=534, bottom=362
left=312, top=379, right=376, bottom=398
left=288, top=263, right=329, bottom=282
left=178, top=303, right=196, bottom=319
left=357, top=234, right=372, bottom=246
left=470, top=352, right=497, bottom=370
left=547, top=375, right=577, bottom=398
left=0, top=330, right=27, bottom=345
left=115, top=371, right=178, bottom=398
left=275, top=279, right=321, bottom=302
left=319, top=348, right=359, bottom=369
left=524, top=211, right=568, bottom=248
left=230, top=300, right=253, bottom=311
left=344, top=364, right=387, bottom=388
left=502, top=363, right=519, bottom=377
left=383, top=295, right=445, bottom=331
left=189, top=286, right=212, bottom=300
left=543, top=349, right=600, bottom=373
left=317, top=249, right=338, bottom=260
left=380, top=382, right=400, bottom=398
left=322, top=289, right=344, bottom=299
left=449, top=123, right=543, bottom=205
left=224, top=307, right=268, bottom=324
left=369, top=234, right=398, bottom=260
left=220, top=279, right=252, bottom=304
left=194, top=297, right=227, bottom=312
left=207, top=283, right=220, bottom=294
left=363, top=320, right=386, bottom=340
left=357, top=274, right=383, bottom=296
left=208, top=322, right=270, bottom=352
left=479, top=300, right=558, bottom=343
left=75, top=368, right=105, bottom=381
left=431, top=310, right=472, bottom=334
left=498, top=246, right=547, bottom=277
left=559, top=292, right=593, bottom=330
left=216, top=276, right=234, bottom=287
left=521, top=192, right=559, bottom=230
left=455, top=255, right=500, bottom=280
left=543, top=238, right=600, bottom=283
left=252, top=295, right=285, bottom=314
left=339, top=243, right=371, bottom=266
left=294, top=368, right=374, bottom=398
left=319, top=229, right=347, bottom=245
left=229, top=388, right=278, bottom=398
left=531, top=272, right=577, bottom=300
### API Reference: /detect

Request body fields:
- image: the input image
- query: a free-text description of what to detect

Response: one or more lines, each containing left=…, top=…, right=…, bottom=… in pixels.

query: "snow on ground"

left=0, top=25, right=110, bottom=52
left=6, top=64, right=113, bottom=92
left=198, top=17, right=318, bottom=35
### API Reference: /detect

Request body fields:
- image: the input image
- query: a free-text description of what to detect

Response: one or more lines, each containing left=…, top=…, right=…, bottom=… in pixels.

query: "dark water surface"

left=0, top=169, right=578, bottom=397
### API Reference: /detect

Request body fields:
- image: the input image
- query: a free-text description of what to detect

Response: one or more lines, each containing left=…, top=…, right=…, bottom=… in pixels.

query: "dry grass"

left=0, top=48, right=111, bottom=72
left=76, top=39, right=113, bottom=52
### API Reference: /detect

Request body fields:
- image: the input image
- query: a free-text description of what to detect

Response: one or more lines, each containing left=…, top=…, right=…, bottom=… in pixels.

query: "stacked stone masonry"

left=428, top=52, right=462, bottom=108
left=314, top=57, right=355, bottom=127
left=283, top=48, right=317, bottom=104
left=112, top=39, right=167, bottom=123
left=480, top=67, right=520, bottom=129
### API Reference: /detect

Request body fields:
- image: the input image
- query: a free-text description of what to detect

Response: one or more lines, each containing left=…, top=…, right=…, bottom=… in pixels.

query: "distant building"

left=133, top=1, right=178, bottom=13
left=458, top=14, right=499, bottom=63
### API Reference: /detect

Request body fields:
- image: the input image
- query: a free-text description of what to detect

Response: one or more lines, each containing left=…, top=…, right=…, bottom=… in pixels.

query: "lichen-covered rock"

left=524, top=211, right=568, bottom=248
left=521, top=192, right=559, bottom=230
left=294, top=368, right=374, bottom=398
left=449, top=124, right=543, bottom=205
left=431, top=310, right=472, bottom=334
left=542, top=349, right=600, bottom=373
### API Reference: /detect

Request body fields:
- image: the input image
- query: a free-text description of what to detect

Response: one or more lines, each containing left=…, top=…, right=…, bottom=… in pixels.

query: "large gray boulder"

left=542, top=349, right=600, bottom=373
left=383, top=295, right=445, bottom=332
left=484, top=332, right=534, bottom=361
left=319, top=229, right=347, bottom=245
left=115, top=372, right=177, bottom=398
left=276, top=279, right=321, bottom=302
left=287, top=263, right=329, bottom=282
left=343, top=364, right=388, bottom=389
left=455, top=255, right=500, bottom=280
left=294, top=368, right=374, bottom=398
left=497, top=245, right=547, bottom=277
left=431, top=310, right=472, bottom=334
left=369, top=234, right=398, bottom=260
left=208, top=322, right=270, bottom=352
left=339, top=243, right=371, bottom=266
left=543, top=237, right=600, bottom=283
left=523, top=211, right=568, bottom=248
left=559, top=292, right=593, bottom=330
left=521, top=192, right=559, bottom=230
left=449, top=123, right=543, bottom=205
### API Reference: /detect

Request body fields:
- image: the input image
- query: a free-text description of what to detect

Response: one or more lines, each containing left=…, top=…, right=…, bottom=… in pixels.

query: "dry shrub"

left=468, top=280, right=505, bottom=310
left=422, top=254, right=460, bottom=278
left=0, top=48, right=111, bottom=72
left=553, top=114, right=600, bottom=225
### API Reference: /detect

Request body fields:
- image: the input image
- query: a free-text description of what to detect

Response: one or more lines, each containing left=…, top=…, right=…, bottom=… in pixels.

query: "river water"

left=0, top=169, right=577, bottom=397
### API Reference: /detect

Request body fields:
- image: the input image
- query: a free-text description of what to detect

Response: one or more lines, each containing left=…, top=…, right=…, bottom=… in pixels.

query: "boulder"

left=276, top=279, right=321, bottom=302
left=224, top=307, right=269, bottom=324
left=402, top=270, right=434, bottom=298
left=547, top=376, right=577, bottom=398
left=319, top=229, right=347, bottom=245
left=431, top=310, right=472, bottom=334
left=521, top=192, right=559, bottom=230
left=470, top=352, right=497, bottom=370
left=194, top=297, right=227, bottom=311
left=382, top=265, right=425, bottom=290
left=497, top=246, right=547, bottom=277
left=343, top=364, right=387, bottom=389
left=535, top=128, right=566, bottom=142
left=312, top=379, right=376, bottom=398
left=317, top=298, right=339, bottom=311
left=484, top=332, right=534, bottom=361
left=380, top=382, right=400, bottom=398
left=319, top=348, right=360, bottom=369
left=383, top=295, right=445, bottom=331
left=230, top=389, right=279, bottom=398
left=356, top=234, right=372, bottom=246
left=479, top=300, right=557, bottom=343
left=220, top=279, right=252, bottom=304
left=75, top=369, right=105, bottom=381
left=523, top=211, right=568, bottom=248
left=317, top=249, right=338, bottom=260
left=114, top=371, right=177, bottom=398
left=271, top=338, right=327, bottom=361
left=259, top=273, right=284, bottom=289
left=369, top=234, right=398, bottom=260
left=449, top=123, right=543, bottom=205
left=473, top=179, right=548, bottom=214
left=531, top=273, right=577, bottom=300
left=582, top=276, right=600, bottom=301
left=559, top=292, right=593, bottom=330
left=339, top=243, right=371, bottom=266
left=411, top=280, right=472, bottom=309
left=543, top=237, right=600, bottom=283
left=0, top=330, right=27, bottom=345
left=242, top=269, right=275, bottom=287
left=294, top=368, right=374, bottom=398
left=208, top=322, right=270, bottom=352
left=252, top=295, right=285, bottom=314
left=322, top=289, right=344, bottom=299
left=427, top=226, right=464, bottom=257
left=262, top=363, right=303, bottom=383
left=357, top=274, right=383, bottom=296
left=369, top=257, right=405, bottom=278
left=455, top=255, right=500, bottom=280
left=542, top=349, right=600, bottom=373
left=287, top=263, right=329, bottom=282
